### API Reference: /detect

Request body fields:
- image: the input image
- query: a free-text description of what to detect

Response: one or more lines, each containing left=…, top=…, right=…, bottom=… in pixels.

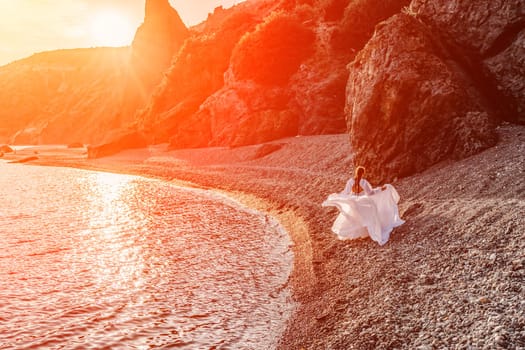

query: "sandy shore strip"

left=2, top=123, right=524, bottom=349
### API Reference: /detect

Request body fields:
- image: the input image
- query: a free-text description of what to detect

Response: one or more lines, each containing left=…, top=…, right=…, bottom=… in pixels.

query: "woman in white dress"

left=322, top=166, right=404, bottom=245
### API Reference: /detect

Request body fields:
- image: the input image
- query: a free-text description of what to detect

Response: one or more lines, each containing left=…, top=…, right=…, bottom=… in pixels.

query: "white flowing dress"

left=322, top=178, right=404, bottom=245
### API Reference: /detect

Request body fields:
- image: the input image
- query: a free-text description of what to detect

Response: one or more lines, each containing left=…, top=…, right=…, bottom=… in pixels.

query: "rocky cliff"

left=410, top=0, right=525, bottom=125
left=134, top=0, right=523, bottom=182
left=1, top=0, right=523, bottom=181
left=347, top=0, right=524, bottom=182
left=136, top=0, right=410, bottom=149
left=131, top=0, right=189, bottom=86
left=346, top=13, right=498, bottom=183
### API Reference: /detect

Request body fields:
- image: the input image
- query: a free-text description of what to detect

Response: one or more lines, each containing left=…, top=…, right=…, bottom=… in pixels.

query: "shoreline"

left=3, top=138, right=324, bottom=348
left=3, top=123, right=525, bottom=349
left=0, top=161, right=294, bottom=349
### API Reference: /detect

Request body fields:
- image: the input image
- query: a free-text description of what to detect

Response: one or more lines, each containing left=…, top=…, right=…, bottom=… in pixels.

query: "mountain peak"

left=132, top=0, right=188, bottom=70
left=144, top=0, right=180, bottom=21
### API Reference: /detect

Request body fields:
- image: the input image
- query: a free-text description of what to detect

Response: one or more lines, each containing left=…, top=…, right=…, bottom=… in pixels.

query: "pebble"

left=511, top=259, right=523, bottom=270
left=478, top=297, right=491, bottom=304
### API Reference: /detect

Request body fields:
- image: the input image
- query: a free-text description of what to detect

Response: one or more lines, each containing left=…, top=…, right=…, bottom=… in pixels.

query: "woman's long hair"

left=352, top=166, right=365, bottom=194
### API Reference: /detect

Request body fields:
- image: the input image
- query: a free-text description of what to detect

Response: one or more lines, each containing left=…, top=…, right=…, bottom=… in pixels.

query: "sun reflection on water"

left=91, top=171, right=133, bottom=203
left=0, top=165, right=293, bottom=349
left=81, top=172, right=148, bottom=298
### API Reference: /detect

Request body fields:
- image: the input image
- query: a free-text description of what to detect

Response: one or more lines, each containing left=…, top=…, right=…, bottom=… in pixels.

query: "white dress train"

left=322, top=178, right=405, bottom=245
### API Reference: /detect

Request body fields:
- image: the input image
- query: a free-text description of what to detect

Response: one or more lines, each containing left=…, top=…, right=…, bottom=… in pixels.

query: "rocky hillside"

left=136, top=0, right=410, bottom=148
left=347, top=0, right=525, bottom=183
left=0, top=48, right=131, bottom=144
left=1, top=0, right=523, bottom=181
left=0, top=0, right=188, bottom=145
left=133, top=0, right=524, bottom=181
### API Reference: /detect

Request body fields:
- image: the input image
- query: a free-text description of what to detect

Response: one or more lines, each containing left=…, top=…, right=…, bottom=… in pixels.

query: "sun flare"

left=89, top=10, right=136, bottom=47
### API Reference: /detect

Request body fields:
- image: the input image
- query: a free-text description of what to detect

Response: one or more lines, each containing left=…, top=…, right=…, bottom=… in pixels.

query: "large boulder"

left=410, top=0, right=525, bottom=124
left=187, top=80, right=299, bottom=148
left=87, top=131, right=147, bottom=159
left=346, top=13, right=498, bottom=183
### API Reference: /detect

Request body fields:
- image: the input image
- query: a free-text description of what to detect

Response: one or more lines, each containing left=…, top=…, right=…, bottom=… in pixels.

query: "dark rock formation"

left=410, top=0, right=524, bottom=55
left=158, top=0, right=415, bottom=150
left=87, top=131, right=147, bottom=159
left=290, top=0, right=410, bottom=137
left=410, top=0, right=525, bottom=124
left=253, top=143, right=284, bottom=158
left=346, top=13, right=498, bottom=183
left=193, top=81, right=300, bottom=148
left=331, top=0, right=411, bottom=55
left=0, top=145, right=14, bottom=153
left=9, top=156, right=38, bottom=164
left=483, top=31, right=525, bottom=121
left=164, top=0, right=412, bottom=149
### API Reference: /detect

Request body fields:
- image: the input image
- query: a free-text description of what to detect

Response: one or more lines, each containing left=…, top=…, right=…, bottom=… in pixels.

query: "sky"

left=0, top=0, right=243, bottom=66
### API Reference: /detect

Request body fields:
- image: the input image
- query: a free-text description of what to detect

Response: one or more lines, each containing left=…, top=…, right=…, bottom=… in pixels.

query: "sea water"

left=0, top=162, right=293, bottom=349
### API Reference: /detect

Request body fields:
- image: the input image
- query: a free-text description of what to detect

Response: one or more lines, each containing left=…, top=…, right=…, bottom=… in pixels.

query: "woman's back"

left=342, top=178, right=374, bottom=196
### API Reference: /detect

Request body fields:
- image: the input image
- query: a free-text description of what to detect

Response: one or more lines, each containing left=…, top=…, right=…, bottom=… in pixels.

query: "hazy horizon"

left=0, top=0, right=244, bottom=67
